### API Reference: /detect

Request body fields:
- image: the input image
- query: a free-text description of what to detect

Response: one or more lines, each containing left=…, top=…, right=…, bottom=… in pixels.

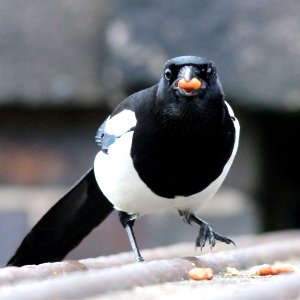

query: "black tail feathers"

left=7, top=168, right=114, bottom=267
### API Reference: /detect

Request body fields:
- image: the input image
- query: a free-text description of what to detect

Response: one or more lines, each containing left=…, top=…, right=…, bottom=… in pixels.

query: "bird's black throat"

left=155, top=84, right=225, bottom=136
left=131, top=85, right=235, bottom=199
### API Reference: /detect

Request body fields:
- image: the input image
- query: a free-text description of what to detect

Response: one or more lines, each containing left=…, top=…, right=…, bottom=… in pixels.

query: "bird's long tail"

left=7, top=168, right=114, bottom=267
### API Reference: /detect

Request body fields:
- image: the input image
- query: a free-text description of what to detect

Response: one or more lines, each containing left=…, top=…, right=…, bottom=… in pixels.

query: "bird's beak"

left=177, top=68, right=202, bottom=93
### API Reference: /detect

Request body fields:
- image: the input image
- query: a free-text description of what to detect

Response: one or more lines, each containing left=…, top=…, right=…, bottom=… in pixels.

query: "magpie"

left=7, top=56, right=240, bottom=266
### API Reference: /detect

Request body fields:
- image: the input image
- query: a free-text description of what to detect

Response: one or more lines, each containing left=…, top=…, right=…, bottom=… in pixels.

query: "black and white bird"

left=7, top=56, right=240, bottom=266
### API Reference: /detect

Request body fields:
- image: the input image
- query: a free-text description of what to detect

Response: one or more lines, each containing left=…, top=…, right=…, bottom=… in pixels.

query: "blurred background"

left=0, top=0, right=299, bottom=266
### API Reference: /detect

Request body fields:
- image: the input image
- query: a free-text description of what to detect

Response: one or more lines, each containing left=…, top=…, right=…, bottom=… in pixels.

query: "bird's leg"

left=178, top=211, right=235, bottom=250
left=119, top=211, right=145, bottom=262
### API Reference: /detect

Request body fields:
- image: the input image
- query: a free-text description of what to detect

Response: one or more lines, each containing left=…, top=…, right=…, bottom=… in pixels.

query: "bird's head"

left=156, top=56, right=225, bottom=132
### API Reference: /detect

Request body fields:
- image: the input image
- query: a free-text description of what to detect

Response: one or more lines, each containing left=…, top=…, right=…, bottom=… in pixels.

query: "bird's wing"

left=95, top=85, right=158, bottom=153
left=7, top=168, right=114, bottom=266
left=96, top=110, right=137, bottom=154
left=225, top=100, right=240, bottom=152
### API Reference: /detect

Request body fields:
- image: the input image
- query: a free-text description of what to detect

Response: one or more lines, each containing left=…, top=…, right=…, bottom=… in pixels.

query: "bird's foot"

left=177, top=211, right=235, bottom=250
left=195, top=221, right=235, bottom=250
left=136, top=256, right=145, bottom=263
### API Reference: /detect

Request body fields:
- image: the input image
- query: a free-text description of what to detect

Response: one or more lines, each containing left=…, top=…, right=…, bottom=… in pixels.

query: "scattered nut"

left=226, top=267, right=240, bottom=276
left=271, top=263, right=296, bottom=275
left=257, top=264, right=273, bottom=276
left=189, top=267, right=213, bottom=280
left=249, top=263, right=297, bottom=276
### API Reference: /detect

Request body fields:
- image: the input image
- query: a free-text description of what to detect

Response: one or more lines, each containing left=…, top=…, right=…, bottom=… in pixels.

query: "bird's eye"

left=164, top=68, right=172, bottom=80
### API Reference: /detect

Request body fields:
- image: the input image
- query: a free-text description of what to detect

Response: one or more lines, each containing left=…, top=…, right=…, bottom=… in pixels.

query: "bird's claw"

left=195, top=222, right=235, bottom=250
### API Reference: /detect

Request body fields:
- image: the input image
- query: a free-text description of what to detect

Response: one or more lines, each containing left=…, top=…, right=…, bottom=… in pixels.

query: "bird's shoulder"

left=224, top=100, right=240, bottom=137
left=96, top=84, right=158, bottom=151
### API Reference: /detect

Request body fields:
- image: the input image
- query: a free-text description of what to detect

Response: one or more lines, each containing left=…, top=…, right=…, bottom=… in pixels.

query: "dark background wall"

left=0, top=0, right=299, bottom=266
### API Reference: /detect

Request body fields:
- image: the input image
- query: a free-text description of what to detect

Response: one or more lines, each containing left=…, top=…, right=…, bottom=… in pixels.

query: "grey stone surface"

left=0, top=0, right=299, bottom=110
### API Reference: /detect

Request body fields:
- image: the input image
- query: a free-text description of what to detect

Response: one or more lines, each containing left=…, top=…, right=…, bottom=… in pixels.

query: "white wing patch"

left=105, top=109, right=137, bottom=137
